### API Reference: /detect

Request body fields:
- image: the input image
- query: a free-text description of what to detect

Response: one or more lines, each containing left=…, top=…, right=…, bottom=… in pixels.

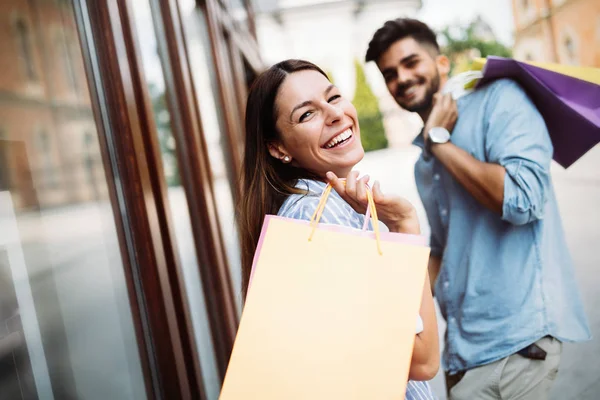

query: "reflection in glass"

left=1, top=1, right=146, bottom=399
left=130, top=1, right=221, bottom=399
left=229, top=0, right=250, bottom=33
left=14, top=18, right=38, bottom=82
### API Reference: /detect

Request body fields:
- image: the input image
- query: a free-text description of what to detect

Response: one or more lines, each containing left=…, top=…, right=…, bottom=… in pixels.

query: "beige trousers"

left=446, top=336, right=562, bottom=400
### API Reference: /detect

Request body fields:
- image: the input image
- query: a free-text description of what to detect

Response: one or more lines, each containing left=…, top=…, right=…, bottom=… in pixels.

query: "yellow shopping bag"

left=220, top=184, right=430, bottom=399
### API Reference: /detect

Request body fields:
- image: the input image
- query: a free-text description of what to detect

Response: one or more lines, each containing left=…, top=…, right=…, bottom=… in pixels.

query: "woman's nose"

left=324, top=103, right=344, bottom=125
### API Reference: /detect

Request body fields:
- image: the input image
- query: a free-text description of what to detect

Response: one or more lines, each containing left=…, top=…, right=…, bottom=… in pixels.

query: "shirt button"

left=433, top=174, right=440, bottom=181
left=449, top=317, right=456, bottom=324
left=440, top=208, right=448, bottom=216
left=444, top=281, right=450, bottom=289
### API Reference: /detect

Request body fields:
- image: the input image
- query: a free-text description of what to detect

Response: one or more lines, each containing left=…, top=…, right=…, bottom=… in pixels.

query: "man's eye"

left=299, top=111, right=312, bottom=122
left=384, top=74, right=395, bottom=82
left=328, top=94, right=341, bottom=103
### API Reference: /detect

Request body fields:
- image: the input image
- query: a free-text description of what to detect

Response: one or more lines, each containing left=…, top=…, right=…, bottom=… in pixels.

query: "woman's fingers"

left=372, top=180, right=385, bottom=204
left=345, top=170, right=359, bottom=200
left=327, top=170, right=375, bottom=214
left=325, top=171, right=339, bottom=186
left=356, top=175, right=370, bottom=204
left=327, top=173, right=418, bottom=232
left=327, top=171, right=358, bottom=209
left=326, top=171, right=346, bottom=198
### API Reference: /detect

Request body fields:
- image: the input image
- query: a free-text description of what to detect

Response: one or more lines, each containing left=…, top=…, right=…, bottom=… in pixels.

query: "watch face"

left=429, top=127, right=450, bottom=143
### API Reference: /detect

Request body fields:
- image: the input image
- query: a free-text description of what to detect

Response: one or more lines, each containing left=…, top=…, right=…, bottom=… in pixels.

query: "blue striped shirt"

left=278, top=179, right=436, bottom=400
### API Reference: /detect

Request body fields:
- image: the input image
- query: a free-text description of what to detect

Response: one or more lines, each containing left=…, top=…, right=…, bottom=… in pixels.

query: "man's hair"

left=365, top=18, right=440, bottom=63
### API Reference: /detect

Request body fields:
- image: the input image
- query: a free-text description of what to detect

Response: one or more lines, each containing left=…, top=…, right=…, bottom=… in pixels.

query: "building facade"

left=0, top=0, right=260, bottom=399
left=512, top=0, right=600, bottom=66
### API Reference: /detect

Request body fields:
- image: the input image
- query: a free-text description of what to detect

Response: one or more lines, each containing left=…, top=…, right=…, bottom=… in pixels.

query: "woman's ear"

left=268, top=142, right=292, bottom=163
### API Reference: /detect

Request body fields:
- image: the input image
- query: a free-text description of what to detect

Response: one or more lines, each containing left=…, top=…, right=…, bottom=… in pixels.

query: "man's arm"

left=425, top=82, right=552, bottom=226
left=430, top=142, right=505, bottom=214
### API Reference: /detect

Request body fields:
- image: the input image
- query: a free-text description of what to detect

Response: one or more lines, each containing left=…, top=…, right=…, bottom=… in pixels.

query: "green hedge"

left=352, top=60, right=387, bottom=152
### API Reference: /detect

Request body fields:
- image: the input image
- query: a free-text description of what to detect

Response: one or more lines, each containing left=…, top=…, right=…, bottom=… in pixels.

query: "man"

left=365, top=18, right=591, bottom=399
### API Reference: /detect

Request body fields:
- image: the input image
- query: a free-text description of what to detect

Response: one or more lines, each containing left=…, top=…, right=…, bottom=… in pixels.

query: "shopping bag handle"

left=308, top=180, right=383, bottom=255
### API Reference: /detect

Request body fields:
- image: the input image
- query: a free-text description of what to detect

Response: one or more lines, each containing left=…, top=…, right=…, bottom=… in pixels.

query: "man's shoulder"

left=461, top=78, right=537, bottom=122
left=477, top=78, right=529, bottom=103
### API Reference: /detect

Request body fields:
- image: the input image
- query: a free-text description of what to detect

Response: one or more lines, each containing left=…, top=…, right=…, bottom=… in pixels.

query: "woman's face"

left=271, top=70, right=364, bottom=179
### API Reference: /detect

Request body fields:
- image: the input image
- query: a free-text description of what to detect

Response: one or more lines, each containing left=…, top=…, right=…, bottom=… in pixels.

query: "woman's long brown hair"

left=238, top=60, right=328, bottom=299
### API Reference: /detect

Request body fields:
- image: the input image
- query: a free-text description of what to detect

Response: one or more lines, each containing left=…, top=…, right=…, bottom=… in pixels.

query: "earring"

left=283, top=156, right=291, bottom=163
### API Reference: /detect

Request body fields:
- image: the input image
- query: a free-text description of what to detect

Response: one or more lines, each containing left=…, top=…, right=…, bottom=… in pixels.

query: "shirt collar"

left=412, top=127, right=426, bottom=150
left=296, top=179, right=327, bottom=195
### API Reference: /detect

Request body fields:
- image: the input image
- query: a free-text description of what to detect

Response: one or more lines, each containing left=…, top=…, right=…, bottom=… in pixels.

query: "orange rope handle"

left=308, top=180, right=382, bottom=255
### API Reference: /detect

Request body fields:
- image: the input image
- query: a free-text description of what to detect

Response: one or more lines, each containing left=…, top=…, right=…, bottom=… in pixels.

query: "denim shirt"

left=278, top=179, right=435, bottom=400
left=413, top=79, right=591, bottom=374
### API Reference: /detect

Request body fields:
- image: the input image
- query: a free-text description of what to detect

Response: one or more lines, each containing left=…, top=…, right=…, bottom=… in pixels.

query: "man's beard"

left=395, top=72, right=441, bottom=114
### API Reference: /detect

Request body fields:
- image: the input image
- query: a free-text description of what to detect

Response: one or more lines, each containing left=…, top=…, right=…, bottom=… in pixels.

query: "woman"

left=238, top=59, right=439, bottom=399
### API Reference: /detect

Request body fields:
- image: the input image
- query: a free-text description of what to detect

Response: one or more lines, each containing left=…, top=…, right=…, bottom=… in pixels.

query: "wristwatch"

left=426, top=127, right=451, bottom=154
left=428, top=127, right=451, bottom=145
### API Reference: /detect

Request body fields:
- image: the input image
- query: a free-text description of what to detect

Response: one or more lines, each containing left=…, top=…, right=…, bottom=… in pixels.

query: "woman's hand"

left=326, top=171, right=420, bottom=235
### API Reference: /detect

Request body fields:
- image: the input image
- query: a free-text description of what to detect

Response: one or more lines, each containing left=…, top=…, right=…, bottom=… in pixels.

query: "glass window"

left=230, top=0, right=250, bottom=33
left=0, top=2, right=146, bottom=399
left=564, top=35, right=576, bottom=61
left=180, top=1, right=244, bottom=312
left=34, top=130, right=59, bottom=190
left=130, top=1, right=221, bottom=398
left=0, top=130, right=10, bottom=190
left=560, top=29, right=579, bottom=65
left=57, top=32, right=80, bottom=94
left=14, top=18, right=38, bottom=82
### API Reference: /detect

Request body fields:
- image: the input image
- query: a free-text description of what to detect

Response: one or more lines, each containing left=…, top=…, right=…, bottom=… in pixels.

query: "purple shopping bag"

left=476, top=56, right=600, bottom=168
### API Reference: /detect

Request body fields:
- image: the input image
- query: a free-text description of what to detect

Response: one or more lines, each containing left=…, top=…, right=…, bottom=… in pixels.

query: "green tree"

left=440, top=18, right=512, bottom=74
left=352, top=60, right=387, bottom=152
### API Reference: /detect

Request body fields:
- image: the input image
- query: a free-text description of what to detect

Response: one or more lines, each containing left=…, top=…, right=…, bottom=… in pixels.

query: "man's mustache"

left=395, top=78, right=426, bottom=98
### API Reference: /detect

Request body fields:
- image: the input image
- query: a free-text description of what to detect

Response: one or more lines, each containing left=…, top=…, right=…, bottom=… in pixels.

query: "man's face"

left=376, top=38, right=448, bottom=114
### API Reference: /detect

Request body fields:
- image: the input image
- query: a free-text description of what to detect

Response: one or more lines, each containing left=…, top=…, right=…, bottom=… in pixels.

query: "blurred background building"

left=512, top=0, right=600, bottom=66
left=0, top=0, right=104, bottom=210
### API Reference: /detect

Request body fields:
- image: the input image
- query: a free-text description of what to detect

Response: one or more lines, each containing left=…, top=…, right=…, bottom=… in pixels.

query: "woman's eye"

left=299, top=111, right=313, bottom=122
left=328, top=94, right=341, bottom=103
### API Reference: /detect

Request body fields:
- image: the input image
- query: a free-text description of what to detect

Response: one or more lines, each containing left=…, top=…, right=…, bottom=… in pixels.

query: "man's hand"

left=423, top=93, right=458, bottom=143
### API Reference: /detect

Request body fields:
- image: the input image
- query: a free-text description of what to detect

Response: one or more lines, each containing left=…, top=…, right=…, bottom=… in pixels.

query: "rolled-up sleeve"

left=484, top=80, right=553, bottom=226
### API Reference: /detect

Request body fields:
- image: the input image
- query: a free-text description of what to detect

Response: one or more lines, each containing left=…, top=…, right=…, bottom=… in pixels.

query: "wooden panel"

left=150, top=0, right=239, bottom=380
left=227, top=41, right=250, bottom=130
left=75, top=0, right=206, bottom=398
left=203, top=1, right=244, bottom=193
left=244, top=0, right=257, bottom=39
left=203, top=0, right=263, bottom=192
left=211, top=0, right=262, bottom=71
